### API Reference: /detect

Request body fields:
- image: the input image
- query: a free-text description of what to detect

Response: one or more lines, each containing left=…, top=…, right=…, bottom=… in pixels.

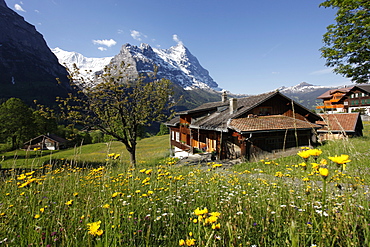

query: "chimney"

left=229, top=98, right=237, bottom=114
left=221, top=91, right=227, bottom=103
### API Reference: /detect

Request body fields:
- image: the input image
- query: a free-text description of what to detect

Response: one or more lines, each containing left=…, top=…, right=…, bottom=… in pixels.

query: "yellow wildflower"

left=209, top=212, right=221, bottom=217
left=329, top=154, right=351, bottom=165
left=112, top=192, right=120, bottom=198
left=65, top=200, right=73, bottom=206
left=87, top=220, right=104, bottom=236
left=320, top=159, right=328, bottom=165
left=194, top=207, right=208, bottom=216
left=212, top=223, right=221, bottom=230
left=297, top=150, right=310, bottom=159
left=308, top=149, right=322, bottom=157
left=311, top=163, right=320, bottom=170
left=185, top=239, right=196, bottom=246
left=179, top=239, right=185, bottom=246
left=319, top=168, right=329, bottom=178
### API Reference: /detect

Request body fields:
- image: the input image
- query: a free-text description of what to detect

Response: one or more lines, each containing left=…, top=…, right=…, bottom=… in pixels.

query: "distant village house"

left=24, top=134, right=67, bottom=151
left=316, top=113, right=363, bottom=142
left=316, top=85, right=370, bottom=114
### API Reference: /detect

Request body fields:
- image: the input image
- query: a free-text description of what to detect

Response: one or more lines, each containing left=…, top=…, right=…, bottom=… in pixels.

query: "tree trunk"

left=11, top=135, right=17, bottom=150
left=126, top=142, right=136, bottom=167
left=129, top=149, right=136, bottom=167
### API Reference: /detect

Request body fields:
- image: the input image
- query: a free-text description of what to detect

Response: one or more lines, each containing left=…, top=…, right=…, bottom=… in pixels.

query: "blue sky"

left=8, top=0, right=349, bottom=94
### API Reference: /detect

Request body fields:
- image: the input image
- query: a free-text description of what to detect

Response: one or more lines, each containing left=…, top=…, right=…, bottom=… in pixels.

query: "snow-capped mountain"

left=278, top=82, right=339, bottom=109
left=278, top=82, right=338, bottom=94
left=51, top=47, right=113, bottom=84
left=52, top=43, right=220, bottom=91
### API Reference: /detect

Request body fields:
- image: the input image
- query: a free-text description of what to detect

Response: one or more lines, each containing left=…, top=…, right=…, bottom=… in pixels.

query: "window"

left=257, top=106, right=272, bottom=115
left=171, top=131, right=175, bottom=140
left=176, top=132, right=180, bottom=142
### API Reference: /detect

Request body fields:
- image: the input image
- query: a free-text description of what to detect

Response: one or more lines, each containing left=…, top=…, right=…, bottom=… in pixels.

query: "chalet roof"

left=179, top=91, right=286, bottom=115
left=229, top=115, right=321, bottom=133
left=165, top=116, right=180, bottom=127
left=356, top=84, right=370, bottom=93
left=317, top=113, right=362, bottom=132
left=317, top=86, right=354, bottom=99
left=184, top=91, right=320, bottom=132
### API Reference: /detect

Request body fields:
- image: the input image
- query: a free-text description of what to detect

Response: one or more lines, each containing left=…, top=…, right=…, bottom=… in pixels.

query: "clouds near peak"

left=130, top=30, right=147, bottom=41
left=14, top=3, right=26, bottom=12
left=92, top=39, right=117, bottom=51
left=172, top=34, right=183, bottom=45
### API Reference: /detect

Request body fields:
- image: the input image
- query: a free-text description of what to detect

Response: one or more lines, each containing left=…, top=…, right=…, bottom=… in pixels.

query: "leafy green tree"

left=32, top=110, right=58, bottom=135
left=320, top=0, right=370, bottom=83
left=58, top=63, right=174, bottom=166
left=0, top=98, right=34, bottom=149
left=156, top=123, right=169, bottom=136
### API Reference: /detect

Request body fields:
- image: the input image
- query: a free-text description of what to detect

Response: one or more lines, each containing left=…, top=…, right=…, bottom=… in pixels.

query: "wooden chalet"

left=316, top=85, right=370, bottom=114
left=166, top=91, right=322, bottom=161
left=24, top=134, right=68, bottom=151
left=316, top=113, right=363, bottom=141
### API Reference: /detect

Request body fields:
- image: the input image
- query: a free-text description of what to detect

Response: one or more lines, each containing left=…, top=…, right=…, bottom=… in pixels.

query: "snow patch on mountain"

left=51, top=47, right=113, bottom=83
left=278, top=82, right=339, bottom=94
left=52, top=43, right=220, bottom=91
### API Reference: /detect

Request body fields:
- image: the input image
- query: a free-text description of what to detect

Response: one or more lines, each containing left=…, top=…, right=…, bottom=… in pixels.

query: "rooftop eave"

left=235, top=127, right=321, bottom=135
left=189, top=124, right=228, bottom=132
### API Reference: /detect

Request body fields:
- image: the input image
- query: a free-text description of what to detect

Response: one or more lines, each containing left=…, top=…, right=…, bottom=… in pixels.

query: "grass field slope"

left=1, top=123, right=370, bottom=246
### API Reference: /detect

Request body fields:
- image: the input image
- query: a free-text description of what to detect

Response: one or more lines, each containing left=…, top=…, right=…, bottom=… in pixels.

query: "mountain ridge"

left=53, top=43, right=220, bottom=91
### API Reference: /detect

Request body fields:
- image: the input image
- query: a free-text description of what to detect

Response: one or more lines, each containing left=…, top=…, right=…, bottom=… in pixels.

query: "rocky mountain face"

left=53, top=43, right=220, bottom=91
left=110, top=43, right=220, bottom=90
left=0, top=0, right=71, bottom=105
left=53, top=43, right=222, bottom=110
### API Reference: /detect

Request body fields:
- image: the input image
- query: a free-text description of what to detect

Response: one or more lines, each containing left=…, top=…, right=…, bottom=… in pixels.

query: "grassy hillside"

left=1, top=123, right=370, bottom=246
left=0, top=135, right=170, bottom=169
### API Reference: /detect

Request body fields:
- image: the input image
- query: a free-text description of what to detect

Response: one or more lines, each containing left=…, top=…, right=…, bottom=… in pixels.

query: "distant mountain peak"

left=297, top=82, right=313, bottom=87
left=53, top=43, right=220, bottom=91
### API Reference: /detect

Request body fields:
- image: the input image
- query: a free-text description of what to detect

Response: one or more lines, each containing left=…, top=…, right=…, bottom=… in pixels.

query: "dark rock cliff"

left=0, top=0, right=71, bottom=106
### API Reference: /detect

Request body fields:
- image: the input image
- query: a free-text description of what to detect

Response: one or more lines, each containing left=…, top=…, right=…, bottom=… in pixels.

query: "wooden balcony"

left=316, top=104, right=345, bottom=109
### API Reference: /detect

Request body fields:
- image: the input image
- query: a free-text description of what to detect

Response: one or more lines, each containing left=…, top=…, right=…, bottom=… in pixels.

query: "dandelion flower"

left=329, top=154, right=351, bottom=165
left=319, top=168, right=329, bottom=178
left=87, top=220, right=103, bottom=236
left=308, top=149, right=322, bottom=157
left=65, top=200, right=73, bottom=206
left=297, top=150, right=310, bottom=160
left=185, top=239, right=196, bottom=246
left=112, top=192, right=120, bottom=198
left=194, top=207, right=208, bottom=216
left=179, top=239, right=185, bottom=246
left=34, top=214, right=40, bottom=219
left=212, top=223, right=221, bottom=230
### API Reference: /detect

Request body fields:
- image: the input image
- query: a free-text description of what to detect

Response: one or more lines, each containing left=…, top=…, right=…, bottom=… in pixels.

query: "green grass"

left=0, top=135, right=170, bottom=169
left=1, top=124, right=370, bottom=246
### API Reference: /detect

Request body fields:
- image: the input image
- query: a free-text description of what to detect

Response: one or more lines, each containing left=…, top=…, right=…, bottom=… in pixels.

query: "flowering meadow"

left=1, top=132, right=370, bottom=246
